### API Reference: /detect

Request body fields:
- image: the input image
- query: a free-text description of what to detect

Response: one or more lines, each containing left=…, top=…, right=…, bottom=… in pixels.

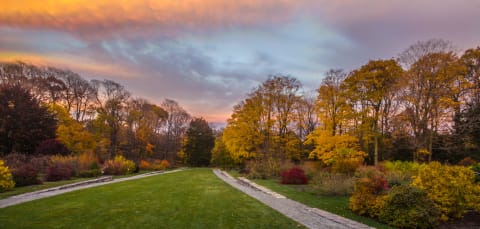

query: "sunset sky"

left=1, top=0, right=479, bottom=123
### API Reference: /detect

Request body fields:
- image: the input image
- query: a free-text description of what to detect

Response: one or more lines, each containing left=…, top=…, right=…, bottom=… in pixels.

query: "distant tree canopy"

left=0, top=62, right=191, bottom=164
left=0, top=84, right=56, bottom=155
left=183, top=118, right=215, bottom=167
left=220, top=40, right=480, bottom=166
left=1, top=39, right=479, bottom=166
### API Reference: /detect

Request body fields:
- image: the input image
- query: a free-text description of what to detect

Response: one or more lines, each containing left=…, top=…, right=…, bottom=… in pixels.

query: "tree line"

left=0, top=62, right=205, bottom=164
left=217, top=39, right=480, bottom=167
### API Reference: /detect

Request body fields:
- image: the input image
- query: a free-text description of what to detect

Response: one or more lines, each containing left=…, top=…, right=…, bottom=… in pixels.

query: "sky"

left=0, top=0, right=479, bottom=124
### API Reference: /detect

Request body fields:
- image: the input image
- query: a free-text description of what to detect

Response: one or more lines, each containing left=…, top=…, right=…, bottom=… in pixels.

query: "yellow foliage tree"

left=306, top=129, right=367, bottom=166
left=50, top=104, right=96, bottom=154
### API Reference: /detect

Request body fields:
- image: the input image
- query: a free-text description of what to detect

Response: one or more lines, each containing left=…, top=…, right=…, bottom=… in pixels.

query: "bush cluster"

left=378, top=184, right=440, bottom=229
left=0, top=160, right=14, bottom=192
left=139, top=159, right=170, bottom=171
left=381, top=160, right=425, bottom=187
left=11, top=163, right=42, bottom=186
left=412, top=162, right=480, bottom=221
left=139, top=160, right=152, bottom=170
left=311, top=172, right=354, bottom=196
left=77, top=151, right=99, bottom=172
left=102, top=155, right=136, bottom=175
left=245, top=158, right=287, bottom=179
left=349, top=162, right=480, bottom=228
left=152, top=159, right=170, bottom=170
left=45, top=162, right=74, bottom=181
left=280, top=167, right=308, bottom=185
left=349, top=166, right=389, bottom=218
left=45, top=155, right=78, bottom=181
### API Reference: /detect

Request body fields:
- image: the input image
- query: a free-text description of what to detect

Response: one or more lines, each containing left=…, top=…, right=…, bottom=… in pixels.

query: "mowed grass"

left=0, top=170, right=156, bottom=200
left=0, top=169, right=304, bottom=229
left=254, top=179, right=393, bottom=229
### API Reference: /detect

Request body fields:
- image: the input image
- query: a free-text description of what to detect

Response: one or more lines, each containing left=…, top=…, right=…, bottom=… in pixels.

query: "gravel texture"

left=0, top=169, right=184, bottom=209
left=213, top=169, right=373, bottom=229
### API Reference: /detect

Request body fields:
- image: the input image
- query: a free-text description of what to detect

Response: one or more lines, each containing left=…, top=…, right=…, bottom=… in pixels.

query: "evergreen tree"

left=0, top=84, right=57, bottom=155
left=183, top=118, right=214, bottom=166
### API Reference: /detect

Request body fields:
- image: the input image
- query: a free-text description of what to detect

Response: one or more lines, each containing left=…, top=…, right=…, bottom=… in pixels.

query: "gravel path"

left=0, top=169, right=185, bottom=209
left=213, top=169, right=373, bottom=229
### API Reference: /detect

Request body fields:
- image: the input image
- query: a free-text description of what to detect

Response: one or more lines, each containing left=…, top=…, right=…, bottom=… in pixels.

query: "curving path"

left=0, top=169, right=185, bottom=209
left=213, top=169, right=373, bottom=229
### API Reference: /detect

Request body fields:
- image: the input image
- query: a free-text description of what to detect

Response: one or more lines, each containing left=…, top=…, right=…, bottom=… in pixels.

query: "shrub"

left=102, top=155, right=136, bottom=175
left=30, top=155, right=50, bottom=173
left=349, top=166, right=389, bottom=218
left=159, top=160, right=170, bottom=170
left=299, top=161, right=322, bottom=179
left=0, top=160, right=15, bottom=192
left=331, top=157, right=362, bottom=175
left=35, top=139, right=70, bottom=155
left=139, top=160, right=152, bottom=170
left=245, top=158, right=284, bottom=179
left=280, top=167, right=308, bottom=185
left=45, top=162, right=74, bottom=181
left=11, top=163, right=42, bottom=186
left=3, top=153, right=29, bottom=169
left=77, top=151, right=99, bottom=172
left=458, top=157, right=477, bottom=166
left=151, top=159, right=170, bottom=171
left=412, top=162, right=480, bottom=221
left=311, top=172, right=354, bottom=196
left=382, top=160, right=425, bottom=187
left=49, top=155, right=79, bottom=176
left=379, top=184, right=440, bottom=229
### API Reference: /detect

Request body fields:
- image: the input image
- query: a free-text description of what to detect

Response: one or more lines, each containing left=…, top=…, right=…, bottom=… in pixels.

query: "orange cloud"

left=1, top=0, right=301, bottom=39
left=0, top=51, right=138, bottom=79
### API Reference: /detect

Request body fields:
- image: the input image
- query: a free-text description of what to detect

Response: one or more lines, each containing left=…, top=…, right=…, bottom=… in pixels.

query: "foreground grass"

left=254, top=179, right=392, bottom=229
left=0, top=169, right=304, bottom=229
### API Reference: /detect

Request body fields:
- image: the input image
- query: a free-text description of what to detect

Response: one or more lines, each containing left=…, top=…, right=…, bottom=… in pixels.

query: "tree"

left=399, top=52, right=464, bottom=161
left=161, top=99, right=190, bottom=162
left=58, top=70, right=97, bottom=121
left=316, top=69, right=348, bottom=136
left=0, top=84, right=57, bottom=155
left=461, top=47, right=480, bottom=105
left=94, top=80, right=130, bottom=158
left=211, top=132, right=235, bottom=169
left=223, top=96, right=264, bottom=162
left=222, top=75, right=304, bottom=163
left=183, top=118, right=215, bottom=166
left=50, top=104, right=96, bottom=155
left=344, top=59, right=403, bottom=165
left=124, top=98, right=167, bottom=161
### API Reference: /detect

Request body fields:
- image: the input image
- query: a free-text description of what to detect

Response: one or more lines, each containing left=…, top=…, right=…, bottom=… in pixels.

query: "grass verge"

left=0, top=170, right=159, bottom=200
left=0, top=168, right=304, bottom=229
left=253, top=178, right=393, bottom=229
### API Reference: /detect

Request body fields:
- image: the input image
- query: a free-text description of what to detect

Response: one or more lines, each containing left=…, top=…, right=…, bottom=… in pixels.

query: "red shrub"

left=11, top=163, right=42, bottom=186
left=45, top=162, right=74, bottom=181
left=281, top=167, right=308, bottom=185
left=349, top=166, right=390, bottom=217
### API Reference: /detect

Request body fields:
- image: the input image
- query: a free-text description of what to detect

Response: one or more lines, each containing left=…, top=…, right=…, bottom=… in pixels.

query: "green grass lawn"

left=253, top=179, right=393, bottom=229
left=0, top=178, right=92, bottom=200
left=0, top=170, right=159, bottom=200
left=0, top=169, right=304, bottom=229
